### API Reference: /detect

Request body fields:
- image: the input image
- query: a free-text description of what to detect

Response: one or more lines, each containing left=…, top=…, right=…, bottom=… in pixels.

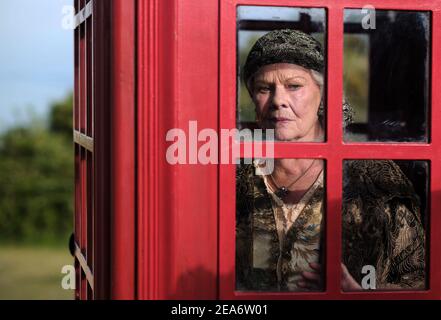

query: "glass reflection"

left=342, top=160, right=428, bottom=291
left=343, top=9, right=430, bottom=142
left=237, top=6, right=327, bottom=141
left=236, top=158, right=326, bottom=292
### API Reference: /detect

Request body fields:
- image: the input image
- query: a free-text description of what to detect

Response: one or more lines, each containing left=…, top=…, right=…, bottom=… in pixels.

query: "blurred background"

left=0, top=0, right=74, bottom=299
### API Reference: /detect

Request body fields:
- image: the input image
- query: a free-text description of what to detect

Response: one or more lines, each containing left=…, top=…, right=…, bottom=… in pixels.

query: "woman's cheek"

left=292, top=103, right=309, bottom=119
left=297, top=93, right=318, bottom=118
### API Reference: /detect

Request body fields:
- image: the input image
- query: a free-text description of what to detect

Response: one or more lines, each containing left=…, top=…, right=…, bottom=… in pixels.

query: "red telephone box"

left=73, top=0, right=441, bottom=299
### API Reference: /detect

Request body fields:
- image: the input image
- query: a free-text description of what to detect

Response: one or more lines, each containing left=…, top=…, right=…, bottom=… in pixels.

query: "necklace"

left=269, top=159, right=316, bottom=199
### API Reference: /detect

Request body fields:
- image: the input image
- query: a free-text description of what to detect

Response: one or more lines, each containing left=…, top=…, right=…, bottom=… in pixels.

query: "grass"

left=0, top=245, right=74, bottom=300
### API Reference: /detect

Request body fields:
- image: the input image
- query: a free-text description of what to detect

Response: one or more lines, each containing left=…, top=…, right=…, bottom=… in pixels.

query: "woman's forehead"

left=254, top=63, right=311, bottom=82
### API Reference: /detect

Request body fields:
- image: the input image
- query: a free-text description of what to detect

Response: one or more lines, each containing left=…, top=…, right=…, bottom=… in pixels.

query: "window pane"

left=237, top=6, right=327, bottom=142
left=343, top=9, right=430, bottom=142
left=236, top=158, right=326, bottom=292
left=342, top=160, right=428, bottom=291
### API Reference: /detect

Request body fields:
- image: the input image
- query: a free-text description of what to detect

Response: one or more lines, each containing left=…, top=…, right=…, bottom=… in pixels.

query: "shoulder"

left=343, top=160, right=419, bottom=205
left=236, top=163, right=255, bottom=196
left=236, top=163, right=256, bottom=217
left=342, top=160, right=422, bottom=237
left=236, top=163, right=255, bottom=180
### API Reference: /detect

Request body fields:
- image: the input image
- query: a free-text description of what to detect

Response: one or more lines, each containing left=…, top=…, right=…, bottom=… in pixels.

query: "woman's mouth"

left=269, top=117, right=293, bottom=123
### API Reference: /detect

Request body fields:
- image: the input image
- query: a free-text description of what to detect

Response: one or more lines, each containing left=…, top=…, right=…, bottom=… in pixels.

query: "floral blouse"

left=236, top=160, right=426, bottom=292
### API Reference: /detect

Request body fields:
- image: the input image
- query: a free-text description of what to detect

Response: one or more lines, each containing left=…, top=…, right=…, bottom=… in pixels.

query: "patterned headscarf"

left=243, top=29, right=324, bottom=84
left=243, top=29, right=354, bottom=127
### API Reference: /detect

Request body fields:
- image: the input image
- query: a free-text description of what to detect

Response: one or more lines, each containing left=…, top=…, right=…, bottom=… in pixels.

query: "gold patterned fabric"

left=342, top=160, right=426, bottom=290
left=236, top=160, right=426, bottom=291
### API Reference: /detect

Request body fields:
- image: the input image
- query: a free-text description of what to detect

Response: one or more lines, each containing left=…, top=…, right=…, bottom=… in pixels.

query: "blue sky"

left=0, top=0, right=73, bottom=131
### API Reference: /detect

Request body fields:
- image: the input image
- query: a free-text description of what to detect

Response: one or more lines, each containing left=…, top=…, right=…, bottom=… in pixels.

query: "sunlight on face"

left=251, top=63, right=323, bottom=142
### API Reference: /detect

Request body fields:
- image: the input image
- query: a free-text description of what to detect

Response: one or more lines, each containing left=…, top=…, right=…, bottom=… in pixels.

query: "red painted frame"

left=219, top=0, right=441, bottom=299
left=74, top=0, right=92, bottom=300
left=137, top=0, right=220, bottom=299
left=110, top=0, right=136, bottom=300
left=74, top=0, right=136, bottom=300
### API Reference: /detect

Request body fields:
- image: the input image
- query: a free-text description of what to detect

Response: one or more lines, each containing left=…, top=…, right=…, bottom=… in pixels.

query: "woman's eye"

left=287, top=84, right=302, bottom=90
left=257, top=86, right=270, bottom=93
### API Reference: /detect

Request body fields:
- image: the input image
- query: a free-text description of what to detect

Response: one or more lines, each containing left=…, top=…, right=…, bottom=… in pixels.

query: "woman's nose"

left=271, top=87, right=289, bottom=109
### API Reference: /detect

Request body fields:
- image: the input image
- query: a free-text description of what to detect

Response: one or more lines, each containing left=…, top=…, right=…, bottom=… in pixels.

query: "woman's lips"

left=269, top=117, right=293, bottom=123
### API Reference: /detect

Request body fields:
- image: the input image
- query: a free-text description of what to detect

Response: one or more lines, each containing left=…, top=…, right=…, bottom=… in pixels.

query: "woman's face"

left=251, top=63, right=323, bottom=142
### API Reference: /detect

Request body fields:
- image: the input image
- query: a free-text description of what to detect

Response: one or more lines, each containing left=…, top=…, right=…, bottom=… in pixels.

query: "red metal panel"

left=220, top=0, right=441, bottom=299
left=79, top=0, right=88, bottom=300
left=137, top=0, right=219, bottom=299
left=137, top=0, right=162, bottom=299
left=165, top=0, right=219, bottom=300
left=75, top=0, right=97, bottom=300
left=85, top=3, right=94, bottom=300
left=110, top=0, right=136, bottom=299
left=75, top=0, right=136, bottom=300
left=429, top=9, right=441, bottom=297
left=92, top=0, right=112, bottom=300
left=219, top=0, right=239, bottom=299
left=326, top=6, right=344, bottom=296
left=74, top=0, right=81, bottom=301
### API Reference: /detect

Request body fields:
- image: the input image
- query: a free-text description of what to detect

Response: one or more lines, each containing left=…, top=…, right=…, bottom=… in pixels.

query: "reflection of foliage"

left=0, top=94, right=73, bottom=244
left=344, top=35, right=369, bottom=123
left=238, top=33, right=262, bottom=122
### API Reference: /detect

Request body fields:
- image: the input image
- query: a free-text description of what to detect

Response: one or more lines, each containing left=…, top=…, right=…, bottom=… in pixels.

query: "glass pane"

left=237, top=6, right=327, bottom=142
left=343, top=9, right=430, bottom=142
left=342, top=160, right=428, bottom=291
left=236, top=158, right=326, bottom=292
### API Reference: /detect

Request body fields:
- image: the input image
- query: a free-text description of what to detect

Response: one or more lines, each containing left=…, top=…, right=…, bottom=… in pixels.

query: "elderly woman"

left=236, top=29, right=426, bottom=292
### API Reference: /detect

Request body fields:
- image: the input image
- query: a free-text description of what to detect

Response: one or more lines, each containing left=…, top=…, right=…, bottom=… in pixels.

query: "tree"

left=49, top=93, right=73, bottom=140
left=0, top=94, right=74, bottom=244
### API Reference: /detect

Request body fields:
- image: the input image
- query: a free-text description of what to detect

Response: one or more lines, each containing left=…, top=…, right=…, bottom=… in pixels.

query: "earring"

left=317, top=101, right=325, bottom=117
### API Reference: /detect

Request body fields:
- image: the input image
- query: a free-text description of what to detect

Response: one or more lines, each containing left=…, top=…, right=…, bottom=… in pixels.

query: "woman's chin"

left=274, top=131, right=298, bottom=142
left=260, top=125, right=302, bottom=141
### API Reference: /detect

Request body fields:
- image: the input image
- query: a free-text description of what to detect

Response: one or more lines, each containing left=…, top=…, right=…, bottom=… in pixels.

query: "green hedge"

left=0, top=94, right=73, bottom=245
